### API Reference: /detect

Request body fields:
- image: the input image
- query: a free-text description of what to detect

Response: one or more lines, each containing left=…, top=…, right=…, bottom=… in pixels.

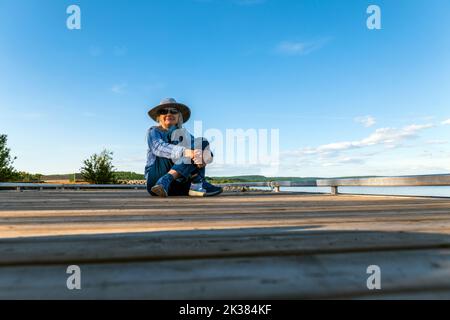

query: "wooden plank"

left=0, top=194, right=435, bottom=212
left=0, top=191, right=446, bottom=204
left=2, top=213, right=450, bottom=238
left=1, top=192, right=449, bottom=213
left=354, top=289, right=450, bottom=300
left=1, top=249, right=449, bottom=299
left=2, top=204, right=450, bottom=221
left=1, top=228, right=450, bottom=266
left=1, top=194, right=449, bottom=211
left=2, top=204, right=450, bottom=222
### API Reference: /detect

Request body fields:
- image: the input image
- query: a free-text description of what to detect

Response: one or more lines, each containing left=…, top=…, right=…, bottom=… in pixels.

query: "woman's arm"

left=147, top=128, right=187, bottom=161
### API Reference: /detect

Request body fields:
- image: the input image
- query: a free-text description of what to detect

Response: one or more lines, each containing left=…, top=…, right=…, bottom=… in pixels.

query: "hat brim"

left=148, top=103, right=191, bottom=123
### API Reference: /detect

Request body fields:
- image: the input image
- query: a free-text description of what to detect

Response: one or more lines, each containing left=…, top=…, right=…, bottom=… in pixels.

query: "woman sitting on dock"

left=145, top=98, right=223, bottom=197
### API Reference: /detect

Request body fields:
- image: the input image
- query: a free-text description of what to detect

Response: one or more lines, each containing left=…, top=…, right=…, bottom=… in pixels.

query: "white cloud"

left=357, top=124, right=434, bottom=146
left=426, top=139, right=448, bottom=145
left=289, top=123, right=435, bottom=157
left=111, top=83, right=127, bottom=94
left=442, top=119, right=450, bottom=125
left=275, top=39, right=329, bottom=56
left=354, top=115, right=376, bottom=128
left=278, top=122, right=449, bottom=175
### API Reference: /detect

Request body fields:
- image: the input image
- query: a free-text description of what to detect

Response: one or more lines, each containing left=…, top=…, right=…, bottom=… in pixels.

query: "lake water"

left=280, top=186, right=450, bottom=198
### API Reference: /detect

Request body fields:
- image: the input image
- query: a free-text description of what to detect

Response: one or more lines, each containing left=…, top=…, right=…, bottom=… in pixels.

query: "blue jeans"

left=146, top=138, right=210, bottom=196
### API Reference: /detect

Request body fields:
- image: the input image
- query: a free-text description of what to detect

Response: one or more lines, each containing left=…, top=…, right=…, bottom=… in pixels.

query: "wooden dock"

left=1, top=190, right=450, bottom=299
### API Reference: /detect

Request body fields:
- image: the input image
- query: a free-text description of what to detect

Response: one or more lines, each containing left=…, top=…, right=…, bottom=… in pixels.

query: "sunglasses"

left=158, top=108, right=179, bottom=115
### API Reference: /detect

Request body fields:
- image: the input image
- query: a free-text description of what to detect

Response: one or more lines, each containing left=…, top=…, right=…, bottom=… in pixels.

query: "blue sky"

left=0, top=0, right=449, bottom=177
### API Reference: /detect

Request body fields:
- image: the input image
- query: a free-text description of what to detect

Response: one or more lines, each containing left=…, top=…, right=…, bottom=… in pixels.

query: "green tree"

left=80, top=150, right=117, bottom=184
left=113, top=171, right=145, bottom=181
left=0, top=134, right=17, bottom=182
left=13, top=172, right=43, bottom=183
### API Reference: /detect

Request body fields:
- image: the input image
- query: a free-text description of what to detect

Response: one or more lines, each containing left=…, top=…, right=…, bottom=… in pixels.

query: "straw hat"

left=148, top=98, right=191, bottom=123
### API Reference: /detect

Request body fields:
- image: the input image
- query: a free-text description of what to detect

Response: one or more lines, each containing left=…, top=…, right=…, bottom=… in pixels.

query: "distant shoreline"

left=38, top=173, right=380, bottom=185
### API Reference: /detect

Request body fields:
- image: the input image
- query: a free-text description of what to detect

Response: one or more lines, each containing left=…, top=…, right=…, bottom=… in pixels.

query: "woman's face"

left=158, top=108, right=180, bottom=129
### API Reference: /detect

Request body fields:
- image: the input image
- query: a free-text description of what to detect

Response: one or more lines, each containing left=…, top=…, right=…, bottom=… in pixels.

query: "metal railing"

left=317, top=174, right=450, bottom=195
left=0, top=183, right=146, bottom=191
left=1, top=174, right=449, bottom=195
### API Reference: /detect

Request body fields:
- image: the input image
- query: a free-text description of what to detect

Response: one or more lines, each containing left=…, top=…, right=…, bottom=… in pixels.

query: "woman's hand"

left=193, top=149, right=204, bottom=165
left=184, top=149, right=204, bottom=165
left=183, top=149, right=195, bottom=159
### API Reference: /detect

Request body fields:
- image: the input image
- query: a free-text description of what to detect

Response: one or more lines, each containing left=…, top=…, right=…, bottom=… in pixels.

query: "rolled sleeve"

left=148, top=128, right=186, bottom=162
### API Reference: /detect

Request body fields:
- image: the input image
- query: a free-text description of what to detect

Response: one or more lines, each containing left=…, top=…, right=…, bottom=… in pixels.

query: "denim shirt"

left=144, top=126, right=192, bottom=179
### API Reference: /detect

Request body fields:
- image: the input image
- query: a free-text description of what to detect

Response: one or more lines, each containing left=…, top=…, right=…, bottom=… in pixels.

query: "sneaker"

left=151, top=174, right=174, bottom=197
left=189, top=181, right=223, bottom=197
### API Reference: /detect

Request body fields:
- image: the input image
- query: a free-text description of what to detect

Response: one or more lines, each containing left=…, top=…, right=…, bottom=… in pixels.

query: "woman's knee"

left=193, top=137, right=210, bottom=150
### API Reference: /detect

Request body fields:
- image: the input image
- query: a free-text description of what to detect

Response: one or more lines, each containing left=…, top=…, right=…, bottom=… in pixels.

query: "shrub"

left=0, top=134, right=17, bottom=182
left=12, top=172, right=43, bottom=183
left=80, top=150, right=117, bottom=184
left=113, top=171, right=145, bottom=181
